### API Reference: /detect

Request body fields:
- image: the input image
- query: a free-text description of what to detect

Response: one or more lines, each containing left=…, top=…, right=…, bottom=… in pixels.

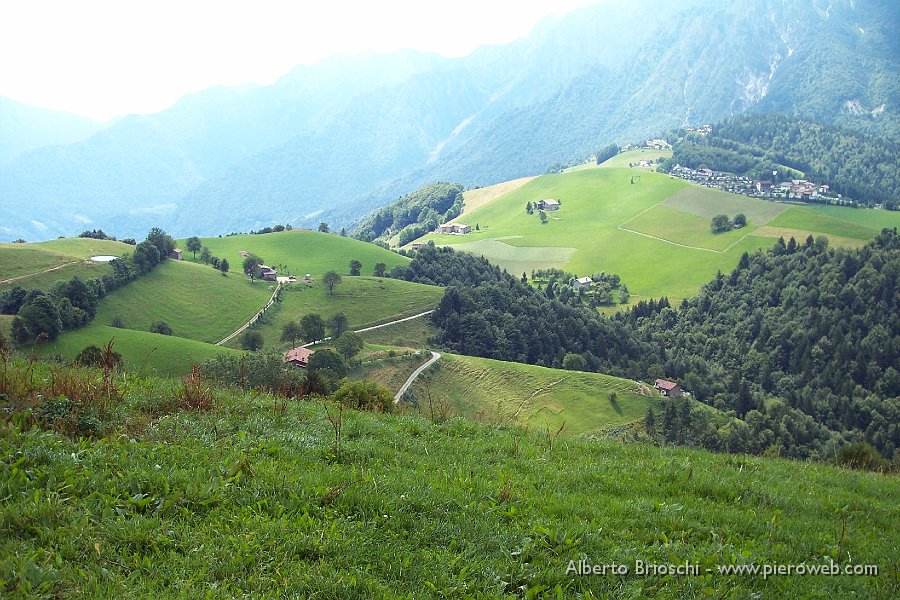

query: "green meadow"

left=93, top=260, right=272, bottom=344
left=230, top=277, right=443, bottom=351
left=415, top=154, right=898, bottom=304
left=3, top=362, right=895, bottom=597
left=34, top=324, right=239, bottom=377
left=0, top=238, right=132, bottom=290
left=405, top=353, right=659, bottom=437
left=357, top=313, right=438, bottom=348
left=179, top=230, right=410, bottom=277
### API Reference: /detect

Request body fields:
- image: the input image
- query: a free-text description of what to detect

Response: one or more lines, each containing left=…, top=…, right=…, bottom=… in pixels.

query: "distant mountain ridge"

left=0, top=97, right=106, bottom=166
left=1, top=0, right=897, bottom=242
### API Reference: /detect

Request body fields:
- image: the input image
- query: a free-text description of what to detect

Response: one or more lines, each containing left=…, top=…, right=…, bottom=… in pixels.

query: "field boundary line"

left=0, top=260, right=82, bottom=285
left=215, top=282, right=283, bottom=346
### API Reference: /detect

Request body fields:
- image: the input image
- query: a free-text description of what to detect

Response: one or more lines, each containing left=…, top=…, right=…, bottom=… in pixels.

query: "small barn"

left=654, top=378, right=682, bottom=397
left=260, top=266, right=277, bottom=281
left=572, top=276, right=593, bottom=291
left=284, top=347, right=314, bottom=369
left=170, top=248, right=183, bottom=260
left=535, top=199, right=560, bottom=211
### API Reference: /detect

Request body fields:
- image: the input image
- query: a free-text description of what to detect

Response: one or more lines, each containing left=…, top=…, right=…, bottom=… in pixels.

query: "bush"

left=241, top=330, right=264, bottom=351
left=150, top=321, right=173, bottom=335
left=331, top=380, right=393, bottom=413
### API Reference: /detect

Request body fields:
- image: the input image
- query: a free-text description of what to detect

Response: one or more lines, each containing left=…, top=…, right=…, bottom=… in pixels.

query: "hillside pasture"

left=599, top=148, right=672, bottom=169
left=439, top=238, right=577, bottom=274
left=357, top=313, right=438, bottom=348
left=809, top=205, right=900, bottom=229
left=750, top=226, right=863, bottom=249
left=0, top=238, right=132, bottom=291
left=769, top=206, right=886, bottom=240
left=93, top=260, right=272, bottom=343
left=229, top=276, right=443, bottom=351
left=180, top=230, right=409, bottom=276
left=661, top=186, right=789, bottom=223
left=34, top=324, right=240, bottom=376
left=460, top=177, right=536, bottom=217
left=406, top=353, right=659, bottom=436
left=414, top=165, right=895, bottom=304
left=621, top=204, right=757, bottom=251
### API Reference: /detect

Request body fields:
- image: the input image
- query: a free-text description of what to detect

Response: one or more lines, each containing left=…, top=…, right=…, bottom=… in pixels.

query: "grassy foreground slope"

left=405, top=353, right=658, bottom=436
left=1, top=368, right=896, bottom=597
left=34, top=325, right=240, bottom=376
left=416, top=151, right=900, bottom=303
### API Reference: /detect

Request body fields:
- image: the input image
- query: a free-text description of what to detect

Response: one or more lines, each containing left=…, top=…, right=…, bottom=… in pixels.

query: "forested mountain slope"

left=2, top=0, right=897, bottom=242
left=661, top=114, right=900, bottom=206
left=393, top=229, right=899, bottom=461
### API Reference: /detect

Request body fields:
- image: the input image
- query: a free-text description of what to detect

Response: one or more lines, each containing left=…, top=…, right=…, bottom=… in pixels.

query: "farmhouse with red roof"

left=654, top=378, right=682, bottom=397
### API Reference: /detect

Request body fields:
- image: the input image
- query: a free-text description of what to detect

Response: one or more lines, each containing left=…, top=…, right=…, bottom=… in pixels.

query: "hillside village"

left=667, top=164, right=854, bottom=206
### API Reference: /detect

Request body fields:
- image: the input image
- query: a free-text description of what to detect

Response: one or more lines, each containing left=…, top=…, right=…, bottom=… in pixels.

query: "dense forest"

left=354, top=183, right=464, bottom=245
left=659, top=114, right=900, bottom=207
left=392, top=231, right=899, bottom=463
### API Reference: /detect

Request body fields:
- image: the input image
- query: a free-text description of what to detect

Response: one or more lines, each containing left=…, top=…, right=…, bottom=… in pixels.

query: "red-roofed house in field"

left=284, top=347, right=314, bottom=368
left=654, top=378, right=682, bottom=397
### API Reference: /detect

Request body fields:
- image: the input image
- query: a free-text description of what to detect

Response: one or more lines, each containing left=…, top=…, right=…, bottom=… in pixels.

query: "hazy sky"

left=0, top=0, right=599, bottom=121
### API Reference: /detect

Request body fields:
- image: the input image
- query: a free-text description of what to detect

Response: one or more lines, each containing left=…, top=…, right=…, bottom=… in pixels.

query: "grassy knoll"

left=33, top=324, right=240, bottom=376
left=93, top=260, right=272, bottom=344
left=1, top=361, right=896, bottom=598
left=230, top=277, right=443, bottom=351
left=179, top=230, right=409, bottom=277
left=0, top=238, right=131, bottom=290
left=357, top=314, right=438, bottom=348
left=413, top=163, right=895, bottom=304
left=405, top=353, right=658, bottom=437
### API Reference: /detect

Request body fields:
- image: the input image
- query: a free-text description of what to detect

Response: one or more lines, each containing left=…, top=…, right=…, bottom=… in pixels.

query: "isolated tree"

left=373, top=262, right=386, bottom=277
left=200, top=246, right=212, bottom=264
left=335, top=331, right=364, bottom=360
left=219, top=258, right=230, bottom=276
left=241, top=330, right=263, bottom=351
left=733, top=213, right=747, bottom=228
left=150, top=321, right=173, bottom=335
left=562, top=353, right=587, bottom=371
left=328, top=312, right=349, bottom=338
left=306, top=348, right=348, bottom=378
left=186, top=236, right=202, bottom=259
left=710, top=214, right=731, bottom=233
left=281, top=321, right=302, bottom=348
left=323, top=270, right=342, bottom=295
left=318, top=222, right=330, bottom=233
left=300, top=313, right=326, bottom=343
left=526, top=201, right=533, bottom=215
left=339, top=228, right=347, bottom=237
left=243, top=254, right=263, bottom=275
left=349, top=259, right=362, bottom=276
left=539, top=210, right=548, bottom=224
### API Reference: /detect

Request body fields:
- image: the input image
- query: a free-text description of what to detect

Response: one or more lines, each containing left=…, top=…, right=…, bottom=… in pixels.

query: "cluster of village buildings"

left=668, top=165, right=846, bottom=204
